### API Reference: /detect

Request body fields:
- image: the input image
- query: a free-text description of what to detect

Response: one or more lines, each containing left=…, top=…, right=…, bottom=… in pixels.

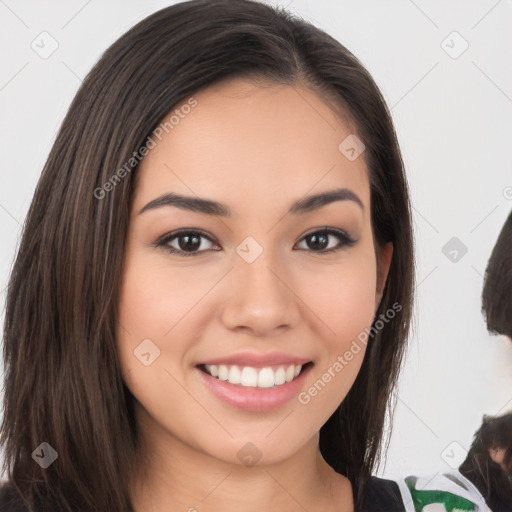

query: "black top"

left=0, top=476, right=405, bottom=511
left=360, top=476, right=405, bottom=511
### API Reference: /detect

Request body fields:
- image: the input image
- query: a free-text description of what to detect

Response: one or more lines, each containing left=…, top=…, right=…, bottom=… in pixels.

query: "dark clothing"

left=360, top=476, right=406, bottom=511
left=0, top=476, right=405, bottom=511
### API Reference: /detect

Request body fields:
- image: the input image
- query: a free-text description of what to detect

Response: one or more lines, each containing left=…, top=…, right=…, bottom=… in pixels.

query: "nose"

left=219, top=250, right=301, bottom=336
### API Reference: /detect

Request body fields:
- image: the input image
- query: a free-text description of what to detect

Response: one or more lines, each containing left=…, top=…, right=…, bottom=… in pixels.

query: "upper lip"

left=197, top=352, right=312, bottom=368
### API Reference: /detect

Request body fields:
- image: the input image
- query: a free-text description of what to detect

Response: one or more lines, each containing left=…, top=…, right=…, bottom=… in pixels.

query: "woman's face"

left=117, top=78, right=392, bottom=466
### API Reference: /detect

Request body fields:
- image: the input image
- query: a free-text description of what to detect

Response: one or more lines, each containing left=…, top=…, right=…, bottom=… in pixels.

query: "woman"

left=0, top=1, right=416, bottom=510
left=459, top=413, right=512, bottom=512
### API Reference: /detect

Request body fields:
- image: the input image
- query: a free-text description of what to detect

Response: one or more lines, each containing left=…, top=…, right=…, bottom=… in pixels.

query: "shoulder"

left=359, top=476, right=406, bottom=512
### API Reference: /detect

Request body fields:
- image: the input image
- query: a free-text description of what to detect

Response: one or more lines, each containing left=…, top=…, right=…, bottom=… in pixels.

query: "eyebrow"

left=138, top=187, right=364, bottom=217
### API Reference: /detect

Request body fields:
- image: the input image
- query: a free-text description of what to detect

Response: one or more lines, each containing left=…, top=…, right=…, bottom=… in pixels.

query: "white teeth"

left=240, top=367, right=258, bottom=387
left=202, top=363, right=304, bottom=388
left=228, top=365, right=241, bottom=384
left=274, top=367, right=286, bottom=385
left=218, top=365, right=229, bottom=381
left=257, top=367, right=274, bottom=388
left=205, top=364, right=218, bottom=377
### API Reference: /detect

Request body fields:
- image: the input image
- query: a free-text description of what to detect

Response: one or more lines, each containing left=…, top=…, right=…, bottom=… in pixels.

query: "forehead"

left=134, top=78, right=370, bottom=217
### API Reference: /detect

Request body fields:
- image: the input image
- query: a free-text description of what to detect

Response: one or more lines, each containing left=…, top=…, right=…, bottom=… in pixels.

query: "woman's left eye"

left=155, top=227, right=356, bottom=257
left=294, top=228, right=356, bottom=254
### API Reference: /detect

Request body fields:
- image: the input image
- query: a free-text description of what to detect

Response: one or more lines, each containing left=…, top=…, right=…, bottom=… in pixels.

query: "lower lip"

left=196, top=364, right=312, bottom=412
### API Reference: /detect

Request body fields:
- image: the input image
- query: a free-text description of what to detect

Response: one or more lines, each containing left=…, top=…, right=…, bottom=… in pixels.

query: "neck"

left=129, top=404, right=353, bottom=512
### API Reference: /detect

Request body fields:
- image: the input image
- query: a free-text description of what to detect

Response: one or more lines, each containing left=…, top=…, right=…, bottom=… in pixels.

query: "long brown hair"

left=0, top=1, right=414, bottom=510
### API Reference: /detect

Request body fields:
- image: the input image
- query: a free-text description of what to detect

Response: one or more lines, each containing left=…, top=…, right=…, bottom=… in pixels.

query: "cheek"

left=299, top=250, right=378, bottom=348
left=116, top=254, right=204, bottom=427
left=116, top=248, right=227, bottom=395
left=117, top=254, right=206, bottom=343
left=294, top=250, right=377, bottom=412
left=116, top=254, right=192, bottom=389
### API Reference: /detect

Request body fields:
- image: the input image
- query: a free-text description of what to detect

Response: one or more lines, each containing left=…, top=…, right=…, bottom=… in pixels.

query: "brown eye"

left=156, top=230, right=219, bottom=257
left=295, top=228, right=356, bottom=254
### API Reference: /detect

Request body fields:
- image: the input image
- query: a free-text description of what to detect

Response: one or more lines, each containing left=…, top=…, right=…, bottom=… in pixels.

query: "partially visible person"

left=383, top=211, right=512, bottom=512
left=459, top=413, right=512, bottom=512
left=458, top=211, right=512, bottom=511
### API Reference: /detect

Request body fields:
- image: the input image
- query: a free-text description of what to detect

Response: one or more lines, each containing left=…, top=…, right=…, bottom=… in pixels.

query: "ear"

left=375, top=242, right=393, bottom=313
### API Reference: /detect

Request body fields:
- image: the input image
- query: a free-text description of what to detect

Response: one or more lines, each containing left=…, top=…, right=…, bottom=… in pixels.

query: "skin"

left=117, top=78, right=393, bottom=512
left=488, top=447, right=507, bottom=472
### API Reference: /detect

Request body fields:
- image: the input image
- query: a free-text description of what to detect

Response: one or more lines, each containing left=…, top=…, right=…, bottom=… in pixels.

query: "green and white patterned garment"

left=394, top=470, right=492, bottom=512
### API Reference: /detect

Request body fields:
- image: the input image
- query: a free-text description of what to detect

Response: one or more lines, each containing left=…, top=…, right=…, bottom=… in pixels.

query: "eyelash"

left=154, top=227, right=356, bottom=257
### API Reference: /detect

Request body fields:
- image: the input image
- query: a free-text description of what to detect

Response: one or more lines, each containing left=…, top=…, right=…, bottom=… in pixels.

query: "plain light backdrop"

left=1, top=0, right=511, bottom=481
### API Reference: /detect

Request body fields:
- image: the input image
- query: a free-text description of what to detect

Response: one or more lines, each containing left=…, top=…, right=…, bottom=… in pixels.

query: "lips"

left=195, top=352, right=313, bottom=411
left=196, top=362, right=313, bottom=412
left=198, top=352, right=311, bottom=368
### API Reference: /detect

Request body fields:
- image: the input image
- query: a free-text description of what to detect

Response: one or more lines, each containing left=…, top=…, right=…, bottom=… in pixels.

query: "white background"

left=1, top=0, right=511, bottom=481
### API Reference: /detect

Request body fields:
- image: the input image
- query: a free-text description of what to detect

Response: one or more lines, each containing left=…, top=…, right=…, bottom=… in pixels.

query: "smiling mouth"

left=197, top=362, right=313, bottom=389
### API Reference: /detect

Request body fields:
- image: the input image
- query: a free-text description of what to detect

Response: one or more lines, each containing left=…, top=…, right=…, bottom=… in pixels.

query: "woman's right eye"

left=155, top=230, right=220, bottom=257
